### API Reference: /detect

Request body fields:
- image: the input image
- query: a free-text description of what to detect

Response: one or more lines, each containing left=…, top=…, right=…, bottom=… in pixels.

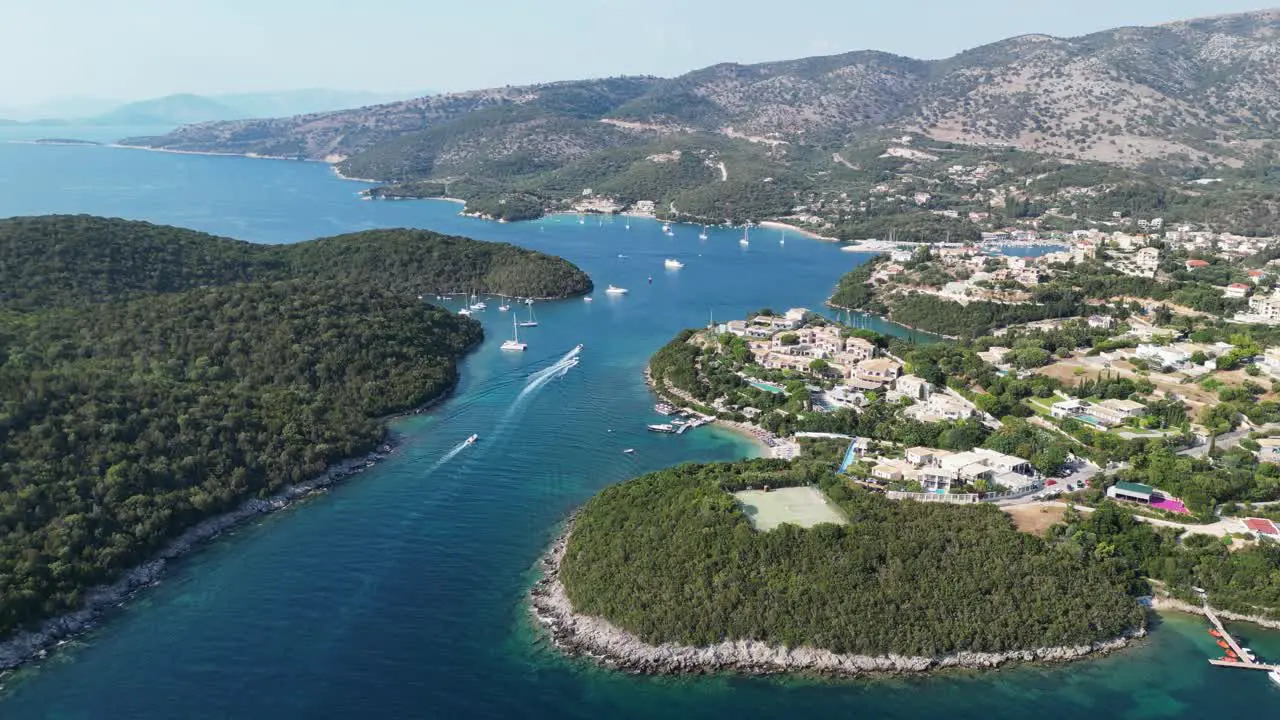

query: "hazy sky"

left=3, top=0, right=1274, bottom=105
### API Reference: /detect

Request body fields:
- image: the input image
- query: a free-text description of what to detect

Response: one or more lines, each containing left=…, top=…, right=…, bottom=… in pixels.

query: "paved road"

left=1179, top=428, right=1248, bottom=458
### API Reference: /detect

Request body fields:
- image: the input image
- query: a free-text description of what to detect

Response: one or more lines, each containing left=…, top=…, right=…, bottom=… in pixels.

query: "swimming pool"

left=750, top=381, right=786, bottom=394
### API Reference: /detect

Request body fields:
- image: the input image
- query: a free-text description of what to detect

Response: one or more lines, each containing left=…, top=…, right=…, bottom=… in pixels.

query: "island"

left=0, top=216, right=592, bottom=668
left=532, top=459, right=1146, bottom=676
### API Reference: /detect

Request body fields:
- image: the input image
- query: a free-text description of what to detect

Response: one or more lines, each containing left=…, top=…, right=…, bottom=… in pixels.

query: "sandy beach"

left=758, top=220, right=839, bottom=242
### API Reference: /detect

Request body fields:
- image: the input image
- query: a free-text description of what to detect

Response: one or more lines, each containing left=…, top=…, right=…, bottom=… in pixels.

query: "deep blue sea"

left=1, top=128, right=1278, bottom=718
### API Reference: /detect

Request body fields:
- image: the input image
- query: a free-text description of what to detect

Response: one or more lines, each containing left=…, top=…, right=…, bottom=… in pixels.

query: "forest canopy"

left=0, top=215, right=591, bottom=638
left=561, top=460, right=1145, bottom=656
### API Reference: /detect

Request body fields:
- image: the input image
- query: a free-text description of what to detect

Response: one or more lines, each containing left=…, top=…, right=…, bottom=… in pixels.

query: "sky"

left=2, top=0, right=1275, bottom=106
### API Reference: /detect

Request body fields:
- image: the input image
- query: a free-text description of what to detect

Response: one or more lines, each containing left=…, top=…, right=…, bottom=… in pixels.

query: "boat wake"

left=428, top=437, right=474, bottom=473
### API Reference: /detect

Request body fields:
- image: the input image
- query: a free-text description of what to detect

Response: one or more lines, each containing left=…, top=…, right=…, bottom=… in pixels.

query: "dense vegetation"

left=561, top=460, right=1145, bottom=656
left=0, top=216, right=592, bottom=309
left=0, top=216, right=591, bottom=637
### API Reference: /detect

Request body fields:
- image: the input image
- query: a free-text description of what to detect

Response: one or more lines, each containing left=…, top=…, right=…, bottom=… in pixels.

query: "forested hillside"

left=0, top=216, right=592, bottom=309
left=561, top=460, right=1145, bottom=656
left=0, top=216, right=590, bottom=637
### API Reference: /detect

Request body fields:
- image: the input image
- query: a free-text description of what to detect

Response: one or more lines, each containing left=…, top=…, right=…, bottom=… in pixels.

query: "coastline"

left=529, top=520, right=1145, bottom=678
left=1150, top=595, right=1280, bottom=631
left=642, top=365, right=775, bottom=458
left=0, top=364, right=475, bottom=673
left=758, top=220, right=839, bottom=242
left=825, top=300, right=956, bottom=341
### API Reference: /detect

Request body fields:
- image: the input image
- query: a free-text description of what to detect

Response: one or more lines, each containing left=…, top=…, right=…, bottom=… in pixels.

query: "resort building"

left=907, top=394, right=975, bottom=422
left=844, top=337, right=877, bottom=361
left=1090, top=399, right=1147, bottom=426
left=854, top=357, right=902, bottom=385
left=1087, top=315, right=1116, bottom=329
left=1224, top=283, right=1251, bottom=299
left=915, top=448, right=1035, bottom=493
left=894, top=374, right=932, bottom=401
left=1050, top=398, right=1089, bottom=420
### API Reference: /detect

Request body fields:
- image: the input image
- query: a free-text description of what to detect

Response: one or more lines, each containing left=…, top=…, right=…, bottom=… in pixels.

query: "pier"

left=1201, top=599, right=1277, bottom=672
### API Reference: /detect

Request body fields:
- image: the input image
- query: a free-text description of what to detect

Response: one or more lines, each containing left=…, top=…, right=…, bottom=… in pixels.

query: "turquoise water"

left=750, top=381, right=786, bottom=394
left=1, top=134, right=1279, bottom=718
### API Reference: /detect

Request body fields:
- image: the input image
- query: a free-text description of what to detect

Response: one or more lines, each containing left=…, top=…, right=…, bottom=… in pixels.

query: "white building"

left=1224, top=283, right=1251, bottom=299
left=895, top=374, right=933, bottom=401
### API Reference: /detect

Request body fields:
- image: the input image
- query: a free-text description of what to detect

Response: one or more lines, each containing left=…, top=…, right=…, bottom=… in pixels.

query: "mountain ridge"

left=123, top=10, right=1280, bottom=171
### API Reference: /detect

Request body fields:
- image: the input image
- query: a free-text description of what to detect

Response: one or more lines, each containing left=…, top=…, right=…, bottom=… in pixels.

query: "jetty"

left=1202, top=599, right=1280, bottom=672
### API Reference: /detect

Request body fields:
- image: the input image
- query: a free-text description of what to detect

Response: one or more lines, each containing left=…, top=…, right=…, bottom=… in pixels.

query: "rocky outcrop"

left=529, top=521, right=1145, bottom=678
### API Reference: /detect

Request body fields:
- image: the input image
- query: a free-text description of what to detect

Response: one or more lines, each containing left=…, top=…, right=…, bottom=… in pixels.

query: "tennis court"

left=734, top=486, right=848, bottom=531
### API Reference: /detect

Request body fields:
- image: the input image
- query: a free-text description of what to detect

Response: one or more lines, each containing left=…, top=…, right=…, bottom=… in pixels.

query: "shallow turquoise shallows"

left=1, top=129, right=1278, bottom=719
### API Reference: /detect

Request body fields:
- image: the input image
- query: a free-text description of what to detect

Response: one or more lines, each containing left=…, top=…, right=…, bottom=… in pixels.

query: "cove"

left=0, top=135, right=1277, bottom=718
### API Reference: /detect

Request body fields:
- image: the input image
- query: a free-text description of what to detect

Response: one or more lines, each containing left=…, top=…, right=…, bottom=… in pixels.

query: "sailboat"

left=498, top=297, right=510, bottom=312
left=519, top=302, right=539, bottom=328
left=662, top=222, right=671, bottom=233
left=739, top=225, right=750, bottom=246
left=578, top=214, right=586, bottom=225
left=500, top=316, right=527, bottom=351
left=699, top=224, right=709, bottom=240
left=468, top=291, right=486, bottom=311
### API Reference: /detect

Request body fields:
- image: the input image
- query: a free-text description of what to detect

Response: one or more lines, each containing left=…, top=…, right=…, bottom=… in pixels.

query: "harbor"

left=647, top=404, right=716, bottom=435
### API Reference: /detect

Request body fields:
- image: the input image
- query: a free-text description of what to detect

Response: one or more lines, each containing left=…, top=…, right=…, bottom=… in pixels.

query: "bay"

left=0, top=134, right=1276, bottom=718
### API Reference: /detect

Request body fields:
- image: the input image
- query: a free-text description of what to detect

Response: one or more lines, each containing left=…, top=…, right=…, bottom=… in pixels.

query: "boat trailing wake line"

left=427, top=437, right=474, bottom=473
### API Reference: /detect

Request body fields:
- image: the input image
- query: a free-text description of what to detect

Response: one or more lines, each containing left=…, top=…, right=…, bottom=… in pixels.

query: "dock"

left=1202, top=599, right=1275, bottom=672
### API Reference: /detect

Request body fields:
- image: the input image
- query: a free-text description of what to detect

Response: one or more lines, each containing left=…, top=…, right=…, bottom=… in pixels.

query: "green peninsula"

left=0, top=216, right=590, bottom=638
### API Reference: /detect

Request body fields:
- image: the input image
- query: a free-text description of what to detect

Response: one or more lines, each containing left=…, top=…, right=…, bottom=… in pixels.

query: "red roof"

left=1186, top=259, right=1210, bottom=268
left=1229, top=283, right=1250, bottom=289
left=1245, top=518, right=1279, bottom=535
left=1249, top=270, right=1266, bottom=276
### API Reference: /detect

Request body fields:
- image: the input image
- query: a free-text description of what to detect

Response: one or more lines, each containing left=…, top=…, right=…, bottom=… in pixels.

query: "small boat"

left=1209, top=630, right=1223, bottom=638
left=584, top=296, right=593, bottom=302
left=579, top=215, right=586, bottom=225
left=623, top=448, right=636, bottom=454
left=500, top=316, right=527, bottom=351
left=605, top=285, right=629, bottom=295
left=498, top=297, right=510, bottom=312
left=465, top=434, right=479, bottom=445
left=519, top=303, right=538, bottom=328
left=1270, top=669, right=1280, bottom=687
left=647, top=276, right=653, bottom=284
left=617, top=253, right=628, bottom=259
left=458, top=308, right=472, bottom=316
left=646, top=423, right=676, bottom=433
left=662, top=222, right=671, bottom=232
left=1217, top=640, right=1231, bottom=649
left=625, top=222, right=631, bottom=230
left=664, top=258, right=684, bottom=269
left=739, top=238, right=749, bottom=246
left=699, top=225, right=708, bottom=240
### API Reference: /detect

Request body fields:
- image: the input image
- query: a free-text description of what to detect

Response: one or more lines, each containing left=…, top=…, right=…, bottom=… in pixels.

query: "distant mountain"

left=89, top=94, right=247, bottom=126
left=125, top=9, right=1280, bottom=173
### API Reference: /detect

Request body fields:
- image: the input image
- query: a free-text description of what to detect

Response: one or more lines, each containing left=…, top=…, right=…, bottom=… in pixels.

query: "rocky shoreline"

left=528, top=521, right=1145, bottom=678
left=0, top=372, right=471, bottom=674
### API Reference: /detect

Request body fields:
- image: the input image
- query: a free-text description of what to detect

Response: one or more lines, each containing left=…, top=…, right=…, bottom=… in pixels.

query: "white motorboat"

left=664, top=258, right=684, bottom=269
left=662, top=222, right=671, bottom=232
left=465, top=434, right=479, bottom=445
left=458, top=308, right=472, bottom=316
left=623, top=448, right=636, bottom=454
left=605, top=285, right=629, bottom=295
left=1271, top=669, right=1280, bottom=687
left=500, top=316, right=527, bottom=351
left=584, top=296, right=593, bottom=302
left=646, top=424, right=676, bottom=433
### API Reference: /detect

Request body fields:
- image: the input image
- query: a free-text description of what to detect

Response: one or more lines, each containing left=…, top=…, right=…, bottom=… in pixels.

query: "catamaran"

left=500, top=316, right=527, bottom=351
left=664, top=258, right=684, bottom=269
left=605, top=285, right=629, bottom=295
left=519, top=302, right=538, bottom=328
